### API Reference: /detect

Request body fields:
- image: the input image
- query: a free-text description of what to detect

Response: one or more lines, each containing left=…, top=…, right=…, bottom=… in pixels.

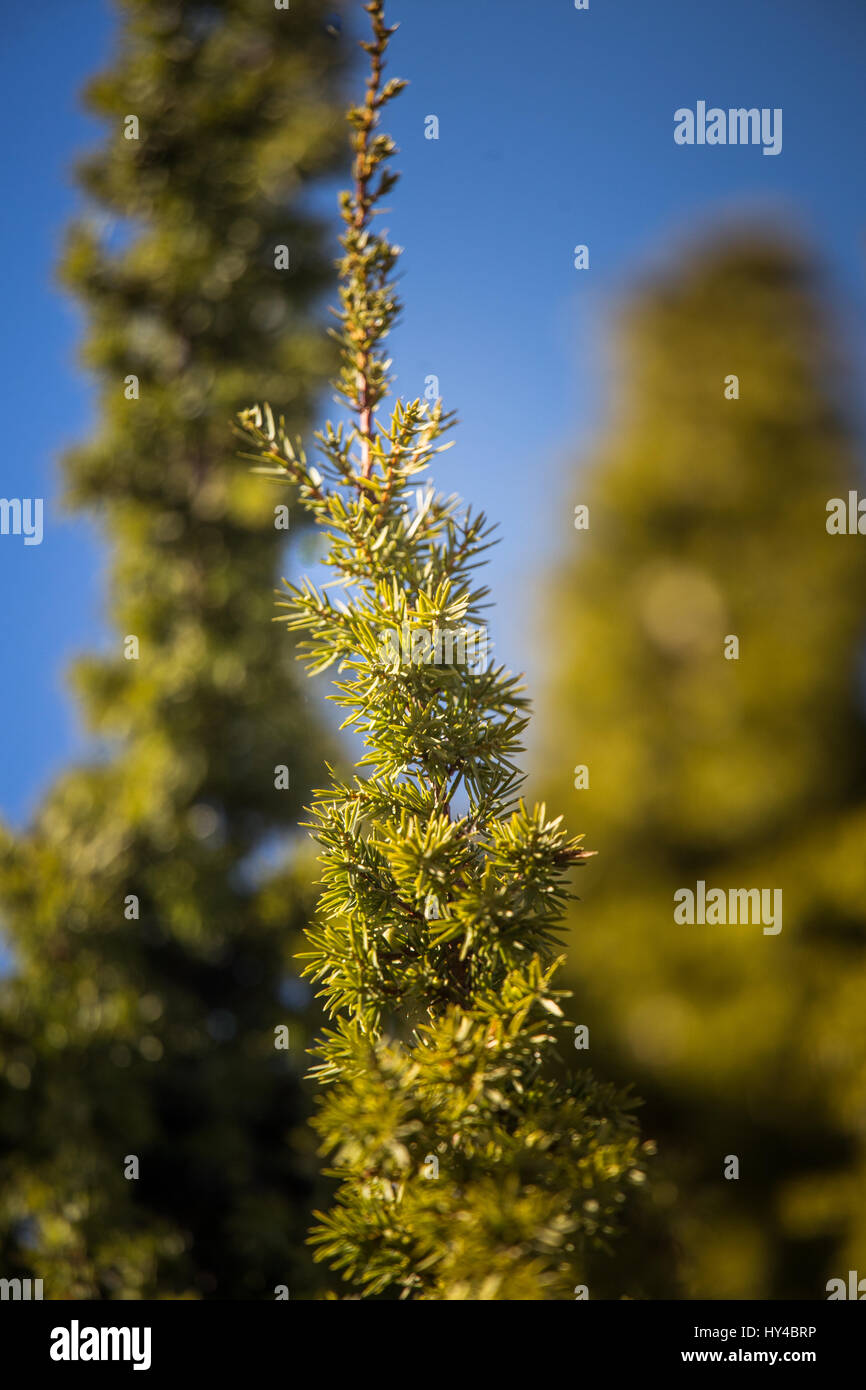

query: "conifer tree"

left=536, top=234, right=866, bottom=1298
left=0, top=0, right=345, bottom=1299
left=238, top=0, right=649, bottom=1301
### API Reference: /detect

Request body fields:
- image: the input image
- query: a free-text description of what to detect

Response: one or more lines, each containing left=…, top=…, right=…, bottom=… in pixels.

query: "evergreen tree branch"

left=239, top=0, right=648, bottom=1301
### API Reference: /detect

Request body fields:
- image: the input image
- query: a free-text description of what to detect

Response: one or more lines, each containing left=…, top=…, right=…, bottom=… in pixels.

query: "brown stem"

left=351, top=8, right=389, bottom=481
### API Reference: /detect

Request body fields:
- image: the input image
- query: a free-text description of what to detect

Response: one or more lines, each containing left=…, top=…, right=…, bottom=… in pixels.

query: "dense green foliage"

left=537, top=234, right=866, bottom=1298
left=0, top=0, right=346, bottom=1299
left=239, top=1, right=649, bottom=1301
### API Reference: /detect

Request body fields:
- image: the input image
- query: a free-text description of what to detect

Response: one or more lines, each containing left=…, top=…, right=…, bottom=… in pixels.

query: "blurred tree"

left=0, top=0, right=347, bottom=1299
left=536, top=232, right=866, bottom=1298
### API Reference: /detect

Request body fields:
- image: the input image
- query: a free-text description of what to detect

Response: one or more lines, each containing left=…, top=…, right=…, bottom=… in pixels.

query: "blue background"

left=2, top=0, right=865, bottom=824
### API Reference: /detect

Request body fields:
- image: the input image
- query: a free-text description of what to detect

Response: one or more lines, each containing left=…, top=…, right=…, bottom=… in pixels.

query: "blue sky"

left=2, top=0, right=865, bottom=826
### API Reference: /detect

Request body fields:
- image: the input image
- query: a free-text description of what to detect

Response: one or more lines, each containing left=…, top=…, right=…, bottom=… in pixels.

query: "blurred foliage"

left=0, top=0, right=348, bottom=1298
left=536, top=232, right=866, bottom=1298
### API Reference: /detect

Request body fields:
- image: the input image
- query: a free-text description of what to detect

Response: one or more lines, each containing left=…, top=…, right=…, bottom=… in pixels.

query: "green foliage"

left=238, top=0, right=649, bottom=1301
left=0, top=0, right=346, bottom=1299
left=536, top=233, right=866, bottom=1298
